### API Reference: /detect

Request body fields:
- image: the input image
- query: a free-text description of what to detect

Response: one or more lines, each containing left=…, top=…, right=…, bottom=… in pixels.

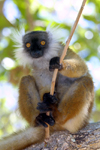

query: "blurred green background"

left=0, top=0, right=100, bottom=138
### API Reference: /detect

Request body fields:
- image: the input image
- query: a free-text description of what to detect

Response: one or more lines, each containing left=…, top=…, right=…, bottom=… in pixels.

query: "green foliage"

left=0, top=0, right=100, bottom=137
left=0, top=99, right=14, bottom=137
left=95, top=89, right=100, bottom=111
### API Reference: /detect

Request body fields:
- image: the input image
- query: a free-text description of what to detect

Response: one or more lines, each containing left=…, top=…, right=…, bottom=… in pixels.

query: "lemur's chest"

left=33, top=70, right=77, bottom=100
left=34, top=69, right=76, bottom=88
left=33, top=70, right=53, bottom=90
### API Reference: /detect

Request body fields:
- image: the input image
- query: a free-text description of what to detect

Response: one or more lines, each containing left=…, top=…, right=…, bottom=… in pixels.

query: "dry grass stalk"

left=45, top=0, right=87, bottom=143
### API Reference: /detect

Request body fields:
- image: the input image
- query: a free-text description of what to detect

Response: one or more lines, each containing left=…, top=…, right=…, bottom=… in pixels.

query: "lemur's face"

left=13, top=27, right=64, bottom=67
left=23, top=31, right=49, bottom=58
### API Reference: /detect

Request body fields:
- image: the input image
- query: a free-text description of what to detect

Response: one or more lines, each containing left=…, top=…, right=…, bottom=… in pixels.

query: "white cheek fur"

left=14, top=48, right=34, bottom=67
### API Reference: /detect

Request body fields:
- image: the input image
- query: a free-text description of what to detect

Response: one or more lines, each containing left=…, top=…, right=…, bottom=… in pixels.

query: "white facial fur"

left=12, top=26, right=65, bottom=68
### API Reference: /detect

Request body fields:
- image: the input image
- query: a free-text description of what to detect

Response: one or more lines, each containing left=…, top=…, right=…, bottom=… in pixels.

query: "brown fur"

left=18, top=48, right=94, bottom=138
left=0, top=48, right=94, bottom=150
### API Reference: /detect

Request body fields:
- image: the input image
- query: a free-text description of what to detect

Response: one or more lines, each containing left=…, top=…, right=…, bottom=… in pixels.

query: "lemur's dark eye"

left=26, top=43, right=31, bottom=48
left=40, top=40, right=45, bottom=46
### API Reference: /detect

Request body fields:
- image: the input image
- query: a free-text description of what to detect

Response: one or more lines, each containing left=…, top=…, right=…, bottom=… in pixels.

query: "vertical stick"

left=45, top=0, right=87, bottom=143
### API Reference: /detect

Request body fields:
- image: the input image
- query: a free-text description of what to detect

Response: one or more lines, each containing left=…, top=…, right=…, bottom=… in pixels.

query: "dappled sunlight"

left=2, top=27, right=11, bottom=37
left=85, top=30, right=94, bottom=39
left=87, top=57, right=100, bottom=90
left=0, top=82, right=18, bottom=111
left=3, top=0, right=20, bottom=23
left=2, top=57, right=16, bottom=70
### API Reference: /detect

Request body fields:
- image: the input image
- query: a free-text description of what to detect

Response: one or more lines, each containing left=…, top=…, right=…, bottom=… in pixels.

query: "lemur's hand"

left=36, top=93, right=58, bottom=127
left=37, top=92, right=58, bottom=113
left=36, top=113, right=55, bottom=128
left=49, top=57, right=62, bottom=71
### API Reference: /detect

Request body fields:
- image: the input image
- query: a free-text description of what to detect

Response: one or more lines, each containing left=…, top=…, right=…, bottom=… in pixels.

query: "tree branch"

left=25, top=122, right=100, bottom=150
left=25, top=0, right=34, bottom=31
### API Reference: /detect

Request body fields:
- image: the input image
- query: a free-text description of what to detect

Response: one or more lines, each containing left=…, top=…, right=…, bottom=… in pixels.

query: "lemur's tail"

left=0, top=126, right=44, bottom=150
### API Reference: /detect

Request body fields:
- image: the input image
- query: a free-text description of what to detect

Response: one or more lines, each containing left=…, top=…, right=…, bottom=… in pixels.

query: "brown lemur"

left=0, top=27, right=94, bottom=150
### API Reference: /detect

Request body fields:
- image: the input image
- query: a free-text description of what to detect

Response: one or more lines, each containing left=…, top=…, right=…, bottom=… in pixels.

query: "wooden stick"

left=45, top=0, right=87, bottom=143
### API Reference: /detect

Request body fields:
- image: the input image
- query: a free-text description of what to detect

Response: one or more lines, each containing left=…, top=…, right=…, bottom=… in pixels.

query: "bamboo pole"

left=45, top=0, right=87, bottom=143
